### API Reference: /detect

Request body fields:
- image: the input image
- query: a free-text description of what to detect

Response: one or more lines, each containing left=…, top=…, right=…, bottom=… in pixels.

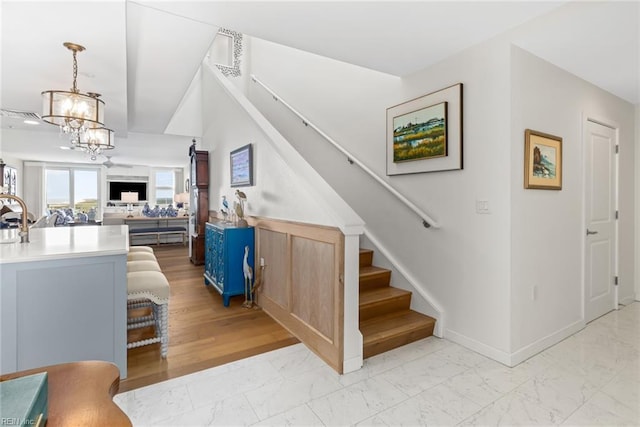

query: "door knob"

left=586, top=229, right=598, bottom=235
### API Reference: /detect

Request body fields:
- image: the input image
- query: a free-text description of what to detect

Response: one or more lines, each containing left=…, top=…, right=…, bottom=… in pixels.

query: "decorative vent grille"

left=0, top=109, right=41, bottom=120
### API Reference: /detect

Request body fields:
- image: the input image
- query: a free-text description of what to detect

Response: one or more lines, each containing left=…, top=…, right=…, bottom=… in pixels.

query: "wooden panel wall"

left=260, top=229, right=289, bottom=308
left=252, top=217, right=345, bottom=373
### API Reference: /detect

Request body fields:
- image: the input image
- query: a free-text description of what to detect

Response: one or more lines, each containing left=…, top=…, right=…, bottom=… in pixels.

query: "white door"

left=584, top=120, right=617, bottom=323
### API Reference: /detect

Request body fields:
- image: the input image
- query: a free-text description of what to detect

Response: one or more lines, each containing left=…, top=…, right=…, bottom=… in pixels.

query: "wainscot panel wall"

left=253, top=218, right=345, bottom=373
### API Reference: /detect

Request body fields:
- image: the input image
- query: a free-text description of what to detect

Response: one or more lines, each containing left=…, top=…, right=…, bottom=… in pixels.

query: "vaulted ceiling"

left=1, top=1, right=638, bottom=167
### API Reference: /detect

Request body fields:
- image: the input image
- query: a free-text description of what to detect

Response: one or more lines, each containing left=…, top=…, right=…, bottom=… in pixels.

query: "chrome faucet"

left=0, top=193, right=29, bottom=243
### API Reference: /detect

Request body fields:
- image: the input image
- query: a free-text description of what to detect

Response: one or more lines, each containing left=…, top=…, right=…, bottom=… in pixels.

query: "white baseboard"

left=446, top=318, right=586, bottom=367
left=619, top=295, right=637, bottom=306
left=508, top=319, right=585, bottom=366
left=445, top=328, right=512, bottom=366
left=343, top=355, right=364, bottom=374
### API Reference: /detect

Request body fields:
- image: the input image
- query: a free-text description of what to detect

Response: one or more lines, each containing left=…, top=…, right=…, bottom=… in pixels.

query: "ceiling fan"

left=102, top=155, right=133, bottom=168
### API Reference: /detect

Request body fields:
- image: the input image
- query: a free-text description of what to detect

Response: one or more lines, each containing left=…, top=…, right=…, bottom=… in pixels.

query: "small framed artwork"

left=2, top=165, right=17, bottom=196
left=230, top=143, right=253, bottom=187
left=524, top=129, right=562, bottom=190
left=387, top=83, right=463, bottom=175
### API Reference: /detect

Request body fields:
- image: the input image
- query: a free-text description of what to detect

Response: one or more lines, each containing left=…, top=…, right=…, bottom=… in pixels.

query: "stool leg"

left=158, top=303, right=169, bottom=358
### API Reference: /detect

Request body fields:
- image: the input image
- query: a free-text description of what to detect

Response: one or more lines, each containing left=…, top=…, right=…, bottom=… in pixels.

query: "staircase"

left=359, top=249, right=436, bottom=358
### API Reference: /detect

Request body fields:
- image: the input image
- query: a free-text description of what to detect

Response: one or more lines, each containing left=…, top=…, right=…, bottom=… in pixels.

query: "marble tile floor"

left=115, top=302, right=640, bottom=426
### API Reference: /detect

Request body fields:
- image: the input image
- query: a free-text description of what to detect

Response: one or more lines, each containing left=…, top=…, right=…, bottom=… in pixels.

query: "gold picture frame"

left=524, top=129, right=562, bottom=190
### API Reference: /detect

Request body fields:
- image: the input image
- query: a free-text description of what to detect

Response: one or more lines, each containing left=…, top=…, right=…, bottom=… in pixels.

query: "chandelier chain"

left=71, top=50, right=78, bottom=93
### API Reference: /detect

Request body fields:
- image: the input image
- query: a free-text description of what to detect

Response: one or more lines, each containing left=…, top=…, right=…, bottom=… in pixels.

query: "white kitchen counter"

left=0, top=225, right=129, bottom=264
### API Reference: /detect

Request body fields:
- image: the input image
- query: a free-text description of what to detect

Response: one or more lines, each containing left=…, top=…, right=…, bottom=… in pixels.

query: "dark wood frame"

left=386, top=83, right=463, bottom=175
left=230, top=144, right=253, bottom=187
left=189, top=147, right=209, bottom=265
left=524, top=129, right=563, bottom=190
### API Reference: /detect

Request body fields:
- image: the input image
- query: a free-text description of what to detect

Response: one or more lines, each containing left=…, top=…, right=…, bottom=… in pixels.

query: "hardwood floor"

left=119, top=244, right=298, bottom=393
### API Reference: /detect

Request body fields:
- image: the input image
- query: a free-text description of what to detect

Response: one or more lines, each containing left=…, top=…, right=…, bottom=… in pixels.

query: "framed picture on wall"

left=1, top=164, right=17, bottom=196
left=386, top=83, right=463, bottom=175
left=230, top=144, right=253, bottom=187
left=524, top=129, right=562, bottom=190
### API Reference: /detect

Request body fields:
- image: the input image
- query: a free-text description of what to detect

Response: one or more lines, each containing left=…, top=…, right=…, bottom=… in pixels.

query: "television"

left=108, top=181, right=147, bottom=202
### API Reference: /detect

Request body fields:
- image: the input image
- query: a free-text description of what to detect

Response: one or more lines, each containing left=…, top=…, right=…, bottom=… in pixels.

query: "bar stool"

left=127, top=260, right=162, bottom=273
left=127, top=252, right=157, bottom=262
left=126, top=271, right=170, bottom=357
left=129, top=246, right=154, bottom=254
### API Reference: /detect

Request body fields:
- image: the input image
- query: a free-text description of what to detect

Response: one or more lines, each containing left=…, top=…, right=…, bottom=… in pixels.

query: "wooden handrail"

left=251, top=75, right=439, bottom=229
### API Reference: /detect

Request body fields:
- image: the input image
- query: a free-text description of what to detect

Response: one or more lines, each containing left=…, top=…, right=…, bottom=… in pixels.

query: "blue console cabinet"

left=204, top=222, right=255, bottom=307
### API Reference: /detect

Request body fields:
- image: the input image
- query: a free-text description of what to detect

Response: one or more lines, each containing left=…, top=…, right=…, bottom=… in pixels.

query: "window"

left=154, top=170, right=175, bottom=205
left=45, top=168, right=99, bottom=213
left=45, top=169, right=70, bottom=210
left=74, top=170, right=99, bottom=211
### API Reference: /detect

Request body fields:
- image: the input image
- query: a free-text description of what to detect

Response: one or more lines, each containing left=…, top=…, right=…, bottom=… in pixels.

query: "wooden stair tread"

left=359, top=287, right=411, bottom=305
left=358, top=247, right=436, bottom=358
left=360, top=310, right=436, bottom=343
left=359, top=265, right=390, bottom=277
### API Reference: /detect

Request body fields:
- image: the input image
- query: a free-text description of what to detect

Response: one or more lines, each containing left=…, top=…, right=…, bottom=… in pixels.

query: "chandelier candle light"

left=42, top=42, right=114, bottom=159
left=76, top=127, right=115, bottom=160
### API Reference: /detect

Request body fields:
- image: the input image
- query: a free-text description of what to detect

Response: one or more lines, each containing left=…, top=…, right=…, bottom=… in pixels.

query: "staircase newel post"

left=342, top=232, right=363, bottom=373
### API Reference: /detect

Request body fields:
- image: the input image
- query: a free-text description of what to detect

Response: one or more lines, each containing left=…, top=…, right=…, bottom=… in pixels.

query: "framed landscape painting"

left=387, top=83, right=463, bottom=175
left=524, top=129, right=562, bottom=190
left=392, top=101, right=448, bottom=162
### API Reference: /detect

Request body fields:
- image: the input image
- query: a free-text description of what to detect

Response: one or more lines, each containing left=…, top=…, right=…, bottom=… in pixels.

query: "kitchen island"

left=0, top=225, right=129, bottom=378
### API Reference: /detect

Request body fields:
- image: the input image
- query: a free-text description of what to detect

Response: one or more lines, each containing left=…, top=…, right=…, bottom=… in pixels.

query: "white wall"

left=636, top=105, right=640, bottom=302
left=509, top=46, right=636, bottom=358
left=237, top=19, right=636, bottom=363
left=200, top=63, right=343, bottom=227
left=246, top=36, right=514, bottom=358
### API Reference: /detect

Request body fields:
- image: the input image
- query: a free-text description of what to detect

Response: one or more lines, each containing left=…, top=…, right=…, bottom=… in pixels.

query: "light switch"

left=476, top=200, right=490, bottom=214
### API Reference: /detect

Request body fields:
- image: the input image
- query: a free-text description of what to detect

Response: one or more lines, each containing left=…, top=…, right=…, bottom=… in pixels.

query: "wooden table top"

left=0, top=361, right=132, bottom=427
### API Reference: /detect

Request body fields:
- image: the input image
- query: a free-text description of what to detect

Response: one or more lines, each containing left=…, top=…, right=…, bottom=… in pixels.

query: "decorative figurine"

left=221, top=196, right=229, bottom=222
left=235, top=189, right=248, bottom=227
left=242, top=245, right=253, bottom=308
left=166, top=204, right=178, bottom=217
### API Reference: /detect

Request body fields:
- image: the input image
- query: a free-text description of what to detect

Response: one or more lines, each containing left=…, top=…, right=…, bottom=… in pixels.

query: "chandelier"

left=73, top=127, right=115, bottom=160
left=42, top=42, right=114, bottom=159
